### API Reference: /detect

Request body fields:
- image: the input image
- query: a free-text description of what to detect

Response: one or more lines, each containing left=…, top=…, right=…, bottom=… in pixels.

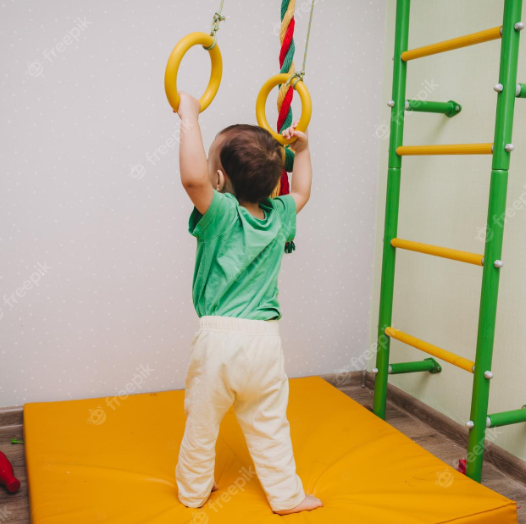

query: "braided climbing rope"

left=271, top=0, right=296, bottom=198
left=278, top=0, right=296, bottom=138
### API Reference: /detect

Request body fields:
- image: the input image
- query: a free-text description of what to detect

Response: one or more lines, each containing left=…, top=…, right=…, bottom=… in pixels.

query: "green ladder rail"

left=373, top=0, right=525, bottom=484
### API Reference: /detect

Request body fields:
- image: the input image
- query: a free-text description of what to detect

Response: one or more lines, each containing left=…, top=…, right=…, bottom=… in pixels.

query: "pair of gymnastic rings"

left=163, top=30, right=312, bottom=146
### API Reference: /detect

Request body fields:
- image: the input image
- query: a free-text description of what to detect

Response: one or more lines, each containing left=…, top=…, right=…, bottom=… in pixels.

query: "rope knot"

left=203, top=8, right=226, bottom=51
left=211, top=12, right=226, bottom=32
left=285, top=70, right=305, bottom=89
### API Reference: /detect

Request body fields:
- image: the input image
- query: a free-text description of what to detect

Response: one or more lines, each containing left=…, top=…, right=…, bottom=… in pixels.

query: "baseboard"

left=318, top=370, right=365, bottom=388
left=364, top=371, right=526, bottom=486
left=0, top=405, right=23, bottom=428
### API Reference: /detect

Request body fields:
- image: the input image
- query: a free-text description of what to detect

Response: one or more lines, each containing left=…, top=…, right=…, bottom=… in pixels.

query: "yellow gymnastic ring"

left=255, top=73, right=312, bottom=145
left=164, top=32, right=223, bottom=113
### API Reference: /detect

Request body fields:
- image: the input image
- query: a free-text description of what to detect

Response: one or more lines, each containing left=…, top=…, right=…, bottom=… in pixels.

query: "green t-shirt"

left=188, top=189, right=297, bottom=320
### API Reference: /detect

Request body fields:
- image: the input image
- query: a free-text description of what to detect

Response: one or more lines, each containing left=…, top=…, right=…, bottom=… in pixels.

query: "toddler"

left=174, top=92, right=322, bottom=515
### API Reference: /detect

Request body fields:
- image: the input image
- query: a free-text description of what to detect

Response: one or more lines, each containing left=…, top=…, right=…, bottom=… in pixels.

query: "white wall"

left=370, top=0, right=526, bottom=461
left=0, top=0, right=387, bottom=407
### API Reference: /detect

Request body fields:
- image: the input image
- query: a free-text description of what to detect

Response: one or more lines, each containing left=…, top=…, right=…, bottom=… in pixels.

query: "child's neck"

left=239, top=201, right=265, bottom=220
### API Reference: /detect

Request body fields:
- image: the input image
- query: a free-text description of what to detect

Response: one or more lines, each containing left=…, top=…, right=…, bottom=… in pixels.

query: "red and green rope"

left=276, top=0, right=296, bottom=196
left=274, top=0, right=296, bottom=253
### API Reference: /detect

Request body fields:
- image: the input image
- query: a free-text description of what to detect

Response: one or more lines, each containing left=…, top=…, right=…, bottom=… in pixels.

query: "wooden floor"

left=1, top=382, right=525, bottom=523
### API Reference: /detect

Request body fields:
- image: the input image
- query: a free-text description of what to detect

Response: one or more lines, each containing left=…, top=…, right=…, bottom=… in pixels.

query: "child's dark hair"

left=217, top=124, right=284, bottom=203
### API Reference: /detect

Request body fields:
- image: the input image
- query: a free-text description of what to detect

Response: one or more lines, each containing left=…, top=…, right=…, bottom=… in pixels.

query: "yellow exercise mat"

left=24, top=376, right=517, bottom=524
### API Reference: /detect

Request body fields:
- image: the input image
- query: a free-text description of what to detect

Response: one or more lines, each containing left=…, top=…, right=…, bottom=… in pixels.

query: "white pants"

left=175, top=315, right=306, bottom=512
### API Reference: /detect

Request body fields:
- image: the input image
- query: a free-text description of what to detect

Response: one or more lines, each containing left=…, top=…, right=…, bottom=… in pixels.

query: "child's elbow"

left=181, top=174, right=208, bottom=190
left=291, top=191, right=310, bottom=213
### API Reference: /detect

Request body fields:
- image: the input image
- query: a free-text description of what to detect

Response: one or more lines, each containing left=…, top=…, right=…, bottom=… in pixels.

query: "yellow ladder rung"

left=391, top=238, right=484, bottom=266
left=385, top=327, right=475, bottom=373
left=397, top=143, right=493, bottom=156
left=401, top=26, right=502, bottom=61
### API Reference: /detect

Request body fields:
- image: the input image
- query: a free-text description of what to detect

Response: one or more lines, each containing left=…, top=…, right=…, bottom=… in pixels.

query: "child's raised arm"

left=176, top=92, right=213, bottom=215
left=281, top=122, right=312, bottom=214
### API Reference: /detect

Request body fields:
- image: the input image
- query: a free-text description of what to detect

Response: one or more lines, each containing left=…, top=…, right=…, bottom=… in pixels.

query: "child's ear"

left=215, top=169, right=226, bottom=191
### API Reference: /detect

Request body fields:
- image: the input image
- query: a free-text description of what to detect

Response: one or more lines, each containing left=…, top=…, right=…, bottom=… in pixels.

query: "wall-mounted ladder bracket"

left=405, top=99, right=462, bottom=117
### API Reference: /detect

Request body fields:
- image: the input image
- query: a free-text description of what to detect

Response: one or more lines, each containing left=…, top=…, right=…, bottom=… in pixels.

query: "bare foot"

left=275, top=494, right=323, bottom=515
left=212, top=481, right=218, bottom=492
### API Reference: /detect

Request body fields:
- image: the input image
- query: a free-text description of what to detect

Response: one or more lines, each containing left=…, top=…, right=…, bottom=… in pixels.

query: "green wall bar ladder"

left=373, top=0, right=524, bottom=484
